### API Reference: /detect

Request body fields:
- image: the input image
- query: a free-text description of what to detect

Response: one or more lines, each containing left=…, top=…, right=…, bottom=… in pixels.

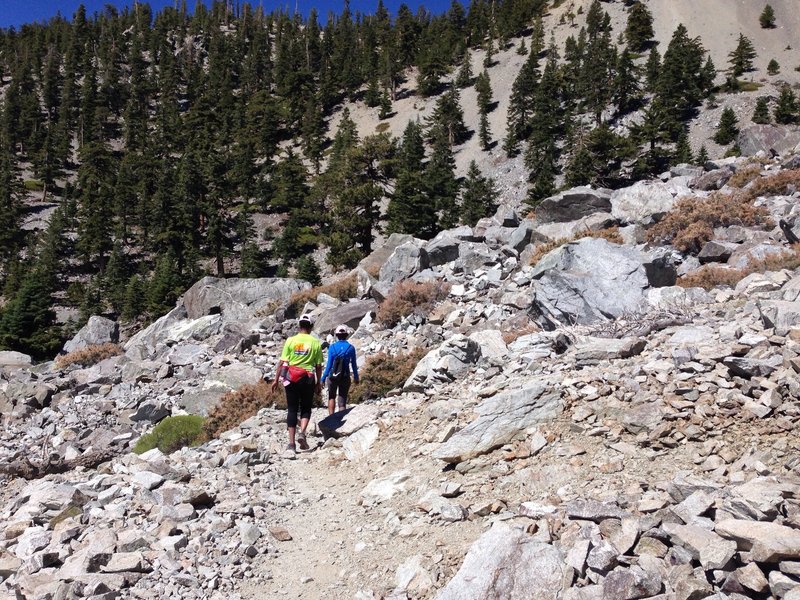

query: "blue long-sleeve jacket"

left=321, top=340, right=359, bottom=383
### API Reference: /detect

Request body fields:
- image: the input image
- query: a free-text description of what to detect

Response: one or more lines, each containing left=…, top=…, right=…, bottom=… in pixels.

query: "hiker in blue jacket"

left=321, top=325, right=360, bottom=415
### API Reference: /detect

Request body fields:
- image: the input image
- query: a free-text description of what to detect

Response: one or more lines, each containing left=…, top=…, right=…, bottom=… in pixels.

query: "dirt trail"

left=239, top=407, right=485, bottom=600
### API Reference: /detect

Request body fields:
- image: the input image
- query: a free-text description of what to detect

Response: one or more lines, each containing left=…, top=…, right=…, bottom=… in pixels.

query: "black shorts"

left=285, top=376, right=315, bottom=427
left=327, top=377, right=351, bottom=401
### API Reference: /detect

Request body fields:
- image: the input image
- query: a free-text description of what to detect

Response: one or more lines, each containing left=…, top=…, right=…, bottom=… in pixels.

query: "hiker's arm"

left=320, top=349, right=332, bottom=383
left=271, top=359, right=286, bottom=391
left=315, top=364, right=323, bottom=391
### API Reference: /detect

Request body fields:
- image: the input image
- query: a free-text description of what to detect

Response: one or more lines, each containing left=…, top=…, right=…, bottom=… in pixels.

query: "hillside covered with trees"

left=0, top=0, right=796, bottom=358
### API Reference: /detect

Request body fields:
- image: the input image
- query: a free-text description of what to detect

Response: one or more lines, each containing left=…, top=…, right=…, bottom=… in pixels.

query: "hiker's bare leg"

left=288, top=425, right=296, bottom=446
left=299, top=417, right=309, bottom=434
left=328, top=398, right=335, bottom=415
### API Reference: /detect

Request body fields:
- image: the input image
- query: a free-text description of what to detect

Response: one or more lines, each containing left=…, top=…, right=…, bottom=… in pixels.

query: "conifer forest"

left=0, top=0, right=723, bottom=357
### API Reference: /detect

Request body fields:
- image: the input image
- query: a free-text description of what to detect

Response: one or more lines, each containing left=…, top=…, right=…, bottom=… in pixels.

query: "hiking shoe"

left=296, top=433, right=309, bottom=451
left=283, top=444, right=296, bottom=460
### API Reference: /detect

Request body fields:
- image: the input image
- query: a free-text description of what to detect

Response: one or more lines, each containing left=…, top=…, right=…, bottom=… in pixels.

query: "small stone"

left=269, top=527, right=292, bottom=542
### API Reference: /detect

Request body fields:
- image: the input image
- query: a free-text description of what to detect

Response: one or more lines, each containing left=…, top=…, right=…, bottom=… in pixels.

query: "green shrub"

left=23, top=179, right=44, bottom=191
left=133, top=415, right=207, bottom=454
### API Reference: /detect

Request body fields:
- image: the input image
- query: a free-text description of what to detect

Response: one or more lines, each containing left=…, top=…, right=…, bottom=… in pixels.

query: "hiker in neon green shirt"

left=272, top=313, right=323, bottom=458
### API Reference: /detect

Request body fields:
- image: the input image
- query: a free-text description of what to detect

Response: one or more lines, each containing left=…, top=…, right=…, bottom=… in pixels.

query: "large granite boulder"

left=611, top=180, right=690, bottom=226
left=358, top=233, right=416, bottom=275
left=404, top=335, right=481, bottom=391
left=534, top=213, right=616, bottom=243
left=432, top=381, right=562, bottom=463
left=436, top=523, right=568, bottom=600
left=535, top=186, right=612, bottom=224
left=124, top=306, right=188, bottom=361
left=182, top=277, right=309, bottom=321
left=530, top=238, right=663, bottom=328
left=63, top=316, right=119, bottom=354
left=379, top=242, right=430, bottom=285
left=425, top=235, right=461, bottom=267
left=0, top=351, right=32, bottom=368
left=738, top=125, right=800, bottom=157
left=313, top=299, right=378, bottom=335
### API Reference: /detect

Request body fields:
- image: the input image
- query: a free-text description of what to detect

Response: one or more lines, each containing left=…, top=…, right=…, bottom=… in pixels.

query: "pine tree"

left=760, top=4, right=776, bottom=28
left=713, top=107, right=739, bottom=145
left=767, top=59, right=780, bottom=75
left=121, top=275, right=146, bottom=322
left=753, top=97, right=772, bottom=124
left=614, top=50, right=642, bottom=115
left=426, top=131, right=461, bottom=232
left=625, top=2, right=654, bottom=52
left=456, top=51, right=473, bottom=88
left=427, top=88, right=469, bottom=147
left=296, top=255, right=322, bottom=286
left=460, top=161, right=497, bottom=226
left=387, top=121, right=435, bottom=238
left=517, top=38, right=528, bottom=56
left=696, top=145, right=710, bottom=165
left=475, top=70, right=493, bottom=150
left=728, top=34, right=757, bottom=78
left=645, top=47, right=661, bottom=93
left=774, top=86, right=799, bottom=124
left=0, top=122, right=24, bottom=265
left=378, top=90, right=393, bottom=120
left=505, top=49, right=541, bottom=156
left=674, top=130, right=693, bottom=164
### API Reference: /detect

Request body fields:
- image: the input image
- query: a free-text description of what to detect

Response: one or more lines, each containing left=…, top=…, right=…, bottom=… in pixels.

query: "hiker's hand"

left=315, top=382, right=322, bottom=394
left=271, top=380, right=279, bottom=392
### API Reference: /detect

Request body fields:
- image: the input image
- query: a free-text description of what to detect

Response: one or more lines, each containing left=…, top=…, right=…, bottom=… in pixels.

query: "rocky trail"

left=4, top=152, right=800, bottom=598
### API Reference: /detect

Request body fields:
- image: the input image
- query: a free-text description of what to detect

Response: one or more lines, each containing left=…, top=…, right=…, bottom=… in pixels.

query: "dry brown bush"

left=677, top=245, right=800, bottom=290
left=56, top=343, right=123, bottom=369
left=501, top=322, right=541, bottom=344
left=286, top=275, right=358, bottom=317
left=376, top=280, right=451, bottom=327
left=203, top=380, right=286, bottom=439
left=349, top=348, right=427, bottom=403
left=727, top=164, right=762, bottom=189
left=743, top=169, right=800, bottom=201
left=528, top=227, right=623, bottom=266
left=647, top=191, right=772, bottom=254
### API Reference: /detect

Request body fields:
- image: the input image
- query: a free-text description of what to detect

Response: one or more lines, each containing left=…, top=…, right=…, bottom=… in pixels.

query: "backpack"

left=330, top=355, right=346, bottom=381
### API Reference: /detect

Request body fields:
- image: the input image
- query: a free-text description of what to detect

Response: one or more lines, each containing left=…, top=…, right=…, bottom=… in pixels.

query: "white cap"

left=335, top=324, right=349, bottom=335
left=299, top=313, right=314, bottom=326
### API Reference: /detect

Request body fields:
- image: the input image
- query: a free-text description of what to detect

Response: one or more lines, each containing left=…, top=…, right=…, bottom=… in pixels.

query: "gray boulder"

left=182, top=276, right=309, bottom=321
left=692, top=168, right=734, bottom=191
left=63, top=316, right=119, bottom=353
left=425, top=235, right=461, bottom=267
left=574, top=337, right=646, bottom=366
left=0, top=351, right=32, bottom=368
left=379, top=242, right=430, bottom=284
left=738, top=124, right=800, bottom=157
left=727, top=242, right=787, bottom=269
left=530, top=238, right=659, bottom=328
left=358, top=233, right=416, bottom=275
left=534, top=213, right=616, bottom=243
left=698, top=241, right=739, bottom=264
left=611, top=180, right=688, bottom=226
left=436, top=523, right=568, bottom=600
left=760, top=301, right=800, bottom=336
left=433, top=381, right=562, bottom=463
left=124, top=305, right=187, bottom=360
left=318, top=404, right=385, bottom=439
left=535, top=186, right=612, bottom=224
left=404, top=335, right=481, bottom=391
left=314, top=299, right=377, bottom=335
